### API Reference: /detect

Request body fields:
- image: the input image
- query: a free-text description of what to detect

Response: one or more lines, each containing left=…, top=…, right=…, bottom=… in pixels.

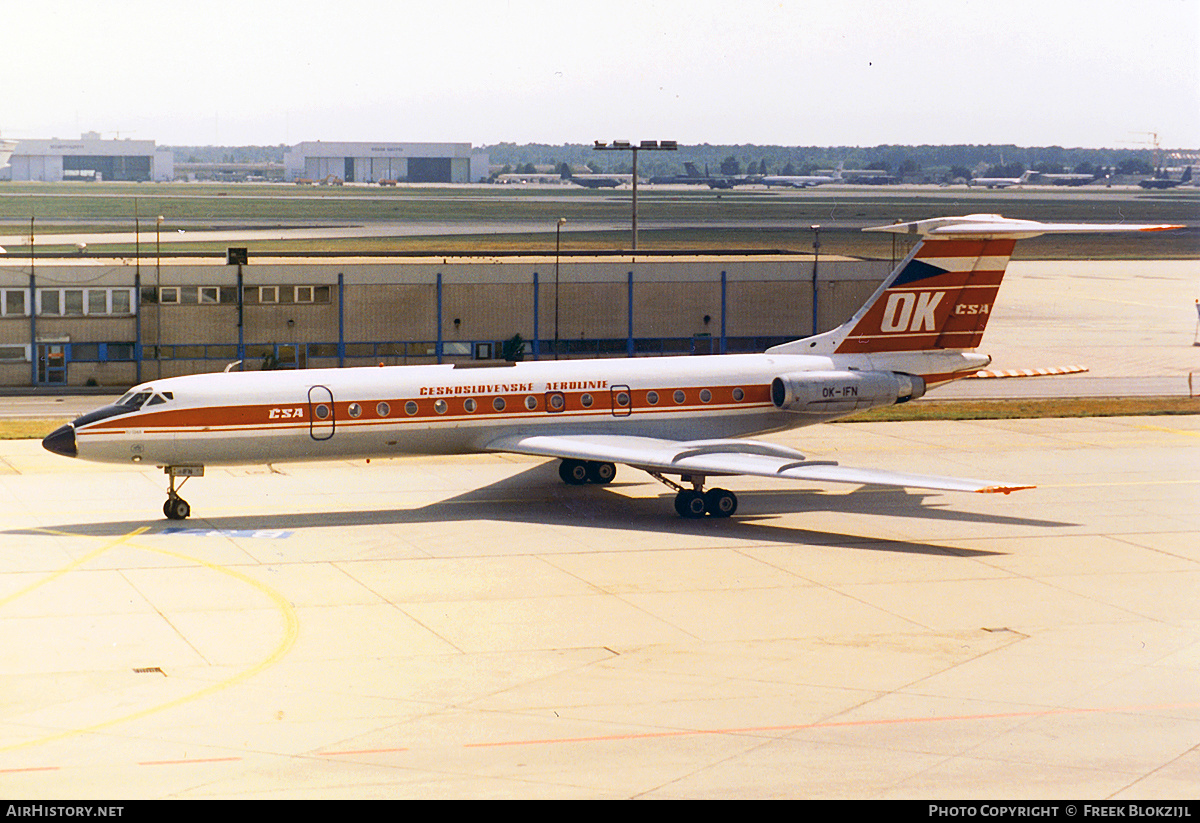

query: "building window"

left=39, top=290, right=60, bottom=315
left=199, top=286, right=220, bottom=304
left=288, top=285, right=330, bottom=304
left=160, top=287, right=179, bottom=304
left=111, top=290, right=132, bottom=314
left=35, top=288, right=136, bottom=316
left=0, top=345, right=29, bottom=362
left=259, top=286, right=278, bottom=303
left=88, top=290, right=107, bottom=315
left=63, top=289, right=84, bottom=315
left=1, top=289, right=27, bottom=317
left=106, top=343, right=135, bottom=361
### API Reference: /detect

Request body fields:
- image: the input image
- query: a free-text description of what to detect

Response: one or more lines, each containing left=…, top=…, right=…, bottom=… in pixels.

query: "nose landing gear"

left=162, top=465, right=204, bottom=520
left=164, top=496, right=191, bottom=521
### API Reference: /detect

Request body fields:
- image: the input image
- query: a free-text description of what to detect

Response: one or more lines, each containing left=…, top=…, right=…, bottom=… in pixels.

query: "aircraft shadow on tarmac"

left=9, top=462, right=1073, bottom=557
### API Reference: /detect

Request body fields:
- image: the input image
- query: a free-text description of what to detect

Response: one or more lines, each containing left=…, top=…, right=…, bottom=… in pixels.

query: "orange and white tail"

left=769, top=213, right=1182, bottom=358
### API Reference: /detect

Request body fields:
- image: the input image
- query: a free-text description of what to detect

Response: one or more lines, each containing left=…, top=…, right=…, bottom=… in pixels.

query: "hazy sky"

left=5, top=0, right=1197, bottom=148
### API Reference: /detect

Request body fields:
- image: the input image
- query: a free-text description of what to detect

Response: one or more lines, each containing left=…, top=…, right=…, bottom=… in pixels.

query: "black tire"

left=705, top=488, right=738, bottom=518
left=675, top=490, right=707, bottom=518
left=586, top=461, right=616, bottom=484
left=559, top=459, right=589, bottom=485
left=164, top=497, right=191, bottom=520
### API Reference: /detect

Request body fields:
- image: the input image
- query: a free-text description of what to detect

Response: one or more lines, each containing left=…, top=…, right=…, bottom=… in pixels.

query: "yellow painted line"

left=1137, top=424, right=1200, bottom=439
left=1038, top=479, right=1200, bottom=489
left=0, top=527, right=150, bottom=609
left=0, top=529, right=299, bottom=755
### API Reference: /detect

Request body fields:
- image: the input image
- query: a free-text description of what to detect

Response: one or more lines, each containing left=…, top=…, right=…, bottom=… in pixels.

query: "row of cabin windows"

left=341, top=388, right=749, bottom=419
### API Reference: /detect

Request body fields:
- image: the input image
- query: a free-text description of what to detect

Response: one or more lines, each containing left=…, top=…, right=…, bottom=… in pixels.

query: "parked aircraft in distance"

left=759, top=164, right=843, bottom=188
left=1034, top=172, right=1099, bottom=186
left=967, top=170, right=1035, bottom=189
left=570, top=175, right=626, bottom=188
left=1139, top=166, right=1193, bottom=190
left=42, top=214, right=1181, bottom=521
left=649, top=162, right=754, bottom=188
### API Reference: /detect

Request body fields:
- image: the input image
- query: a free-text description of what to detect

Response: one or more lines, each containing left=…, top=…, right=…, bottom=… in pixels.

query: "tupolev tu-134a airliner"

left=42, top=214, right=1181, bottom=520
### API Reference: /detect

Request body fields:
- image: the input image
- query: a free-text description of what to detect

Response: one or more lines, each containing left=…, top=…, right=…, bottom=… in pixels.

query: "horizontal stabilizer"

left=865, top=213, right=1184, bottom=239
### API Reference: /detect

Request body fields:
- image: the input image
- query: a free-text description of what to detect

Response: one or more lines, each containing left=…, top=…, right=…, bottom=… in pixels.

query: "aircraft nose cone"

left=42, top=424, right=77, bottom=458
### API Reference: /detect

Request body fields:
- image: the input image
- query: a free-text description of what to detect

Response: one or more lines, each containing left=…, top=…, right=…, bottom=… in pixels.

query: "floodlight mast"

left=593, top=140, right=677, bottom=251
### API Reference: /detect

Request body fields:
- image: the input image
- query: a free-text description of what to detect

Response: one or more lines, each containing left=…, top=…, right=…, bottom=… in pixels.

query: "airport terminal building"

left=284, top=142, right=489, bottom=184
left=0, top=253, right=887, bottom=387
left=0, top=134, right=174, bottom=182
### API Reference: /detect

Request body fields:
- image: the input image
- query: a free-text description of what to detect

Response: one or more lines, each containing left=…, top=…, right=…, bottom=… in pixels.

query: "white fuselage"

left=70, top=349, right=984, bottom=468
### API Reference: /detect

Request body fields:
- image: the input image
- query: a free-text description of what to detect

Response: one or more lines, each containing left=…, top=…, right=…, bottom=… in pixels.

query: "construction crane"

left=1121, top=131, right=1162, bottom=170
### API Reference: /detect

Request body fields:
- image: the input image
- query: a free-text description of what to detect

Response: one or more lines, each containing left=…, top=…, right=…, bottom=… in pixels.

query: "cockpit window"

left=117, top=391, right=152, bottom=407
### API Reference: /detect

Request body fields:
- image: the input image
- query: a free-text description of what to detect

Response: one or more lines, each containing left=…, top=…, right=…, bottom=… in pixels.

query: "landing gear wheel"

left=559, top=459, right=589, bottom=485
left=164, top=496, right=191, bottom=520
left=674, top=490, right=707, bottom=518
left=586, top=461, right=616, bottom=484
left=704, top=488, right=738, bottom=518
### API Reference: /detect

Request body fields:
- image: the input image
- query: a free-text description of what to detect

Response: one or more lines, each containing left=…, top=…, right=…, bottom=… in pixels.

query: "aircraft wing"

left=485, top=433, right=1032, bottom=494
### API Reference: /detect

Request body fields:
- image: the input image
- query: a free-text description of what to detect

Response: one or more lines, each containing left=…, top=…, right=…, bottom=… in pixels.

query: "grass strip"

left=840, top=396, right=1200, bottom=423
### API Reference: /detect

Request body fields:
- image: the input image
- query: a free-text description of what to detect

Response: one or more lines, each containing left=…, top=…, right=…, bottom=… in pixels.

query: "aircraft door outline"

left=610, top=385, right=632, bottom=417
left=308, top=385, right=335, bottom=440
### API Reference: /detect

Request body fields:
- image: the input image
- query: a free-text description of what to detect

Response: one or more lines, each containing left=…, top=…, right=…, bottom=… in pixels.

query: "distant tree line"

left=164, top=143, right=1166, bottom=180
left=483, top=142, right=1169, bottom=180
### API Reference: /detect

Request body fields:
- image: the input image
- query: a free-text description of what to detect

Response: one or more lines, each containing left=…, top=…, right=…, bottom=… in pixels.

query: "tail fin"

left=1183, top=166, right=1193, bottom=184
left=768, top=214, right=1183, bottom=357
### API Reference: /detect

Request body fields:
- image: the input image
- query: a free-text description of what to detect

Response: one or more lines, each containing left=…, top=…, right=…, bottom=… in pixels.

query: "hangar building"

left=0, top=253, right=887, bottom=387
left=284, top=142, right=489, bottom=183
left=0, top=133, right=174, bottom=182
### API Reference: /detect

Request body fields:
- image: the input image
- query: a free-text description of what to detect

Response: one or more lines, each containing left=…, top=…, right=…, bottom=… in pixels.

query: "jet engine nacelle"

left=770, top=370, right=925, bottom=416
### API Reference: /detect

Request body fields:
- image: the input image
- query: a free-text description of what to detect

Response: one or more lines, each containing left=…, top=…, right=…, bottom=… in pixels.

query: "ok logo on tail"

left=880, top=291, right=945, bottom=333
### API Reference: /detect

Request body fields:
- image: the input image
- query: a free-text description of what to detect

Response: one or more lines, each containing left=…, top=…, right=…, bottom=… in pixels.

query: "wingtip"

left=977, top=484, right=1037, bottom=495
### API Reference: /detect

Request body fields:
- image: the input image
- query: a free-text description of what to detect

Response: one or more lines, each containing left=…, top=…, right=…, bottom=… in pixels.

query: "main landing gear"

left=162, top=465, right=204, bottom=520
left=559, top=458, right=616, bottom=486
left=651, top=473, right=738, bottom=519
left=556, top=460, right=737, bottom=519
